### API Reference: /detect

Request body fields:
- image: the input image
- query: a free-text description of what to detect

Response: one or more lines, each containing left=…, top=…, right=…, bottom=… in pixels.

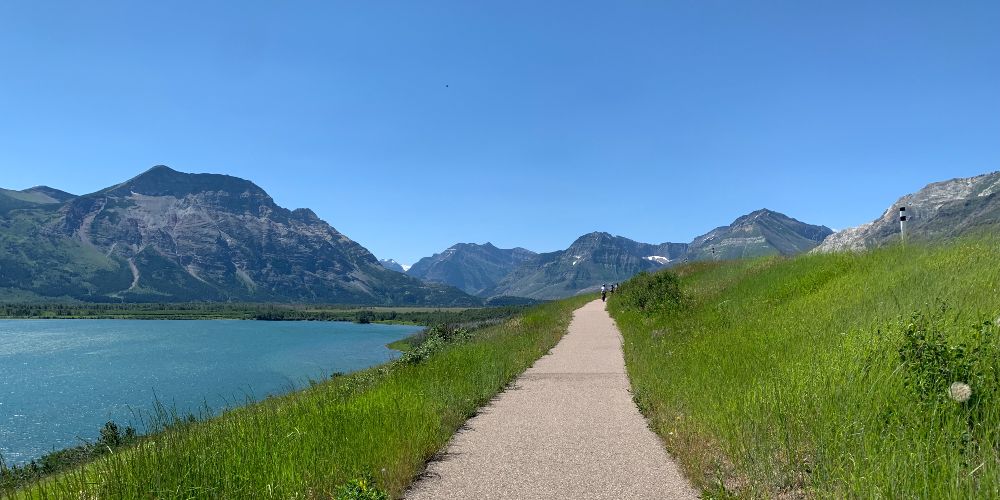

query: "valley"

left=4, top=167, right=1000, bottom=498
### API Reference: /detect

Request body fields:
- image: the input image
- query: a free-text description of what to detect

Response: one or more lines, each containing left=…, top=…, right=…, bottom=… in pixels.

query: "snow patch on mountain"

left=644, top=256, right=672, bottom=265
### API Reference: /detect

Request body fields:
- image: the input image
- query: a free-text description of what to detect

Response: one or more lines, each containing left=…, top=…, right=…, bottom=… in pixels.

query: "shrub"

left=897, top=306, right=1000, bottom=411
left=399, top=325, right=472, bottom=365
left=615, top=270, right=684, bottom=313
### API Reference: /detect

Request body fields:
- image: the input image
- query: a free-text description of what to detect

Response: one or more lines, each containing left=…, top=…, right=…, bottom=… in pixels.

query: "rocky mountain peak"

left=568, top=231, right=614, bottom=248
left=732, top=208, right=805, bottom=227
left=687, top=209, right=832, bottom=260
left=904, top=171, right=1000, bottom=209
left=379, top=258, right=407, bottom=273
left=102, top=165, right=270, bottom=200
left=733, top=208, right=775, bottom=223
left=291, top=207, right=321, bottom=222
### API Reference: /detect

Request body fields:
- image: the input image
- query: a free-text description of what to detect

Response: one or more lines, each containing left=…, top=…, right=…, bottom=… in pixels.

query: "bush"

left=399, top=325, right=473, bottom=365
left=615, top=270, right=684, bottom=313
left=897, top=306, right=1000, bottom=410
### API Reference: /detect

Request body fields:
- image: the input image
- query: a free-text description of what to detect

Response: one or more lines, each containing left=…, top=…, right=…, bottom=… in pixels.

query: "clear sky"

left=1, top=1, right=998, bottom=264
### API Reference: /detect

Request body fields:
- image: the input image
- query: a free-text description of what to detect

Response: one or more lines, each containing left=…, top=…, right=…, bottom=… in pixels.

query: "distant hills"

left=408, top=209, right=832, bottom=300
left=0, top=166, right=477, bottom=305
left=816, top=171, right=1000, bottom=252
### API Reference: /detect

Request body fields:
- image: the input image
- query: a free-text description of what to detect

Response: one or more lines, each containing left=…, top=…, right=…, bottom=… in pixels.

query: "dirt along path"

left=406, top=299, right=697, bottom=500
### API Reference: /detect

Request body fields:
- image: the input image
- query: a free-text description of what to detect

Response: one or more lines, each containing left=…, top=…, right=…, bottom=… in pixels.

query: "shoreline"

left=2, top=327, right=419, bottom=471
left=0, top=309, right=524, bottom=480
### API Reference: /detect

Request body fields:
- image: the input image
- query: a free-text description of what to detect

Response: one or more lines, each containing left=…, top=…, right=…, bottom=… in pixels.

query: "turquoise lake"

left=0, top=319, right=420, bottom=465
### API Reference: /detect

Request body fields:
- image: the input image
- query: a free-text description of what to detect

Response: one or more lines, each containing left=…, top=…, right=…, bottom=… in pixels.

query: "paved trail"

left=406, top=299, right=697, bottom=500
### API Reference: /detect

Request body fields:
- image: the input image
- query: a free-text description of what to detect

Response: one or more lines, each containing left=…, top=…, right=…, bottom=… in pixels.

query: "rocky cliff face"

left=815, top=171, right=1000, bottom=252
left=0, top=166, right=478, bottom=305
left=686, top=209, right=832, bottom=260
left=407, top=242, right=536, bottom=296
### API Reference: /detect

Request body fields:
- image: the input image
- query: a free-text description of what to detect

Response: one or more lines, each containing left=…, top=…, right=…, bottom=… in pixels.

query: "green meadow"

left=6, top=296, right=590, bottom=499
left=609, top=236, right=1000, bottom=498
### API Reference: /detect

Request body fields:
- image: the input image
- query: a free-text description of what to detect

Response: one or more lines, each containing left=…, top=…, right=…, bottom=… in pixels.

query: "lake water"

left=0, top=319, right=420, bottom=465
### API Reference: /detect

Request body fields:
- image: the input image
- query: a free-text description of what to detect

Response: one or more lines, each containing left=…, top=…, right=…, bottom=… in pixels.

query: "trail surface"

left=406, top=299, right=697, bottom=499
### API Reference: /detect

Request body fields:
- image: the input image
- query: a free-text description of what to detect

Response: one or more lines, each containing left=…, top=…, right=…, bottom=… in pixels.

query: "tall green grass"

left=609, top=237, right=1000, bottom=498
left=9, top=295, right=591, bottom=499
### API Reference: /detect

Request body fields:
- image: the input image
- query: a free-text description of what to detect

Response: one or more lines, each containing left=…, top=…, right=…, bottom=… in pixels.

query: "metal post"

left=899, top=206, right=907, bottom=245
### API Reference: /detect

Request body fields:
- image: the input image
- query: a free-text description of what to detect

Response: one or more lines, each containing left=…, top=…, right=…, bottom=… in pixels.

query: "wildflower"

left=948, top=382, right=972, bottom=403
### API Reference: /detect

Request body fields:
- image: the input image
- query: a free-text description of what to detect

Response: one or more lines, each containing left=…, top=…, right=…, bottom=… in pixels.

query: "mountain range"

left=4, top=166, right=995, bottom=305
left=406, top=209, right=832, bottom=300
left=405, top=170, right=1000, bottom=300
left=0, top=166, right=477, bottom=305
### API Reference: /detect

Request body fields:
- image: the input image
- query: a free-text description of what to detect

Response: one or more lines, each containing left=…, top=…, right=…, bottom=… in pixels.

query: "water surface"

left=0, top=319, right=420, bottom=465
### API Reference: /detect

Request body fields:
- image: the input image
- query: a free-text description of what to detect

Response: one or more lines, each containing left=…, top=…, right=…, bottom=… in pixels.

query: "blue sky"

left=1, top=1, right=998, bottom=264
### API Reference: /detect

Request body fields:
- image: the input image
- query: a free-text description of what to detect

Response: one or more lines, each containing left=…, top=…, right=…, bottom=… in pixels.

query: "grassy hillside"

left=7, top=295, right=590, bottom=498
left=609, top=236, right=1000, bottom=498
left=0, top=206, right=136, bottom=299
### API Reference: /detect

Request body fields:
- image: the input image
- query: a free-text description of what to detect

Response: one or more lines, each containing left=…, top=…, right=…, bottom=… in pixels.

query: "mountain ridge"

left=413, top=209, right=832, bottom=300
left=0, top=166, right=478, bottom=305
left=815, top=171, right=1000, bottom=252
left=485, top=231, right=684, bottom=299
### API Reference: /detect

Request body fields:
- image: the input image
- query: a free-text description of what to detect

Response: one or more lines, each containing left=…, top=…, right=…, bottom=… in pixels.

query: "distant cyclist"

left=601, top=284, right=607, bottom=302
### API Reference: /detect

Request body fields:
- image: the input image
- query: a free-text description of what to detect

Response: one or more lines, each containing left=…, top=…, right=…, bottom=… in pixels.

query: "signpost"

left=899, top=206, right=908, bottom=245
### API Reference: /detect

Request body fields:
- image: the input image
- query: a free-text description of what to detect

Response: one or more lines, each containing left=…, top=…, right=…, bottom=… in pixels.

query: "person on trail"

left=601, top=284, right=607, bottom=302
